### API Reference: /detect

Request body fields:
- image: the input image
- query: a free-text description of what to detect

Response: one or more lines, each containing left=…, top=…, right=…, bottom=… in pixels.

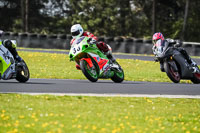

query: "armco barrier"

left=1, top=32, right=200, bottom=56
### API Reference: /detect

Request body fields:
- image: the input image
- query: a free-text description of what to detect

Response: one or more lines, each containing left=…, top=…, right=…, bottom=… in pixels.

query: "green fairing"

left=0, top=40, right=11, bottom=76
left=70, top=37, right=107, bottom=61
left=0, top=55, right=11, bottom=76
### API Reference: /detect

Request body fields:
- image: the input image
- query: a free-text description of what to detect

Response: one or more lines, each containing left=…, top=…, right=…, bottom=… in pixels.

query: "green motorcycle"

left=0, top=40, right=29, bottom=82
left=69, top=36, right=124, bottom=83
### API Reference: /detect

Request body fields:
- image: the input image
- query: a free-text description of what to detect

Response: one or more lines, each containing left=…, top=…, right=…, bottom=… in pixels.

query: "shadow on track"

left=73, top=80, right=144, bottom=84
left=0, top=81, right=54, bottom=85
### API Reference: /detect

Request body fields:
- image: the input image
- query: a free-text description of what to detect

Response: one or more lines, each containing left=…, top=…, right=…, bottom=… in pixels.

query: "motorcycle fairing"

left=80, top=58, right=93, bottom=68
left=84, top=52, right=111, bottom=77
left=167, top=59, right=178, bottom=72
left=172, top=53, right=193, bottom=79
left=0, top=44, right=15, bottom=79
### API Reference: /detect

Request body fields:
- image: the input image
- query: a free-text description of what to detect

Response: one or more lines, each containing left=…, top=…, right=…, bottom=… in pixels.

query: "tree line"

left=0, top=0, right=200, bottom=42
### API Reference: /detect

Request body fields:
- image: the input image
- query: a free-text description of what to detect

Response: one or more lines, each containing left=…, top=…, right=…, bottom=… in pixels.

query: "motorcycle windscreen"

left=72, top=36, right=85, bottom=45
left=154, top=39, right=165, bottom=57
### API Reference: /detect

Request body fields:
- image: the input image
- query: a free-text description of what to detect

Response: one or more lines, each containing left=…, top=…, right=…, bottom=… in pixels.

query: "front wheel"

left=80, top=60, right=98, bottom=82
left=111, top=62, right=124, bottom=83
left=164, top=61, right=180, bottom=83
left=16, top=60, right=30, bottom=83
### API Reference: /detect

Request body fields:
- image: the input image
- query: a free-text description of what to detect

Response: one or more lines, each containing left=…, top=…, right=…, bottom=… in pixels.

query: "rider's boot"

left=105, top=50, right=119, bottom=69
left=105, top=50, right=116, bottom=63
left=181, top=49, right=200, bottom=73
left=190, top=60, right=200, bottom=73
left=190, top=60, right=197, bottom=67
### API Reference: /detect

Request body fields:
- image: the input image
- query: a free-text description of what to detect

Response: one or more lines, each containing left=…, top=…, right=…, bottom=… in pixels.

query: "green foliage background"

left=0, top=0, right=200, bottom=41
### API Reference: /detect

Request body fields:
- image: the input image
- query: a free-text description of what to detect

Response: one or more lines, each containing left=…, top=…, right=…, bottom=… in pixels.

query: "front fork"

left=164, top=56, right=178, bottom=72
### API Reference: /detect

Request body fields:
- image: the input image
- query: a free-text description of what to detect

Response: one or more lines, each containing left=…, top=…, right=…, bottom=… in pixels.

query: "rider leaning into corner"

left=152, top=32, right=199, bottom=73
left=70, top=24, right=116, bottom=70
left=0, top=30, right=22, bottom=62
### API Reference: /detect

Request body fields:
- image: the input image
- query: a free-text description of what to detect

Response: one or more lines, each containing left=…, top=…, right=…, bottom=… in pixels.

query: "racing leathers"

left=70, top=31, right=115, bottom=70
left=2, top=39, right=22, bottom=62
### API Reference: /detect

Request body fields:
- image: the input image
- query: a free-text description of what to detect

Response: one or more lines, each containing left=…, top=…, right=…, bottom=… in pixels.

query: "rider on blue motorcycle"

left=0, top=30, right=22, bottom=62
left=152, top=32, right=199, bottom=73
left=70, top=24, right=115, bottom=69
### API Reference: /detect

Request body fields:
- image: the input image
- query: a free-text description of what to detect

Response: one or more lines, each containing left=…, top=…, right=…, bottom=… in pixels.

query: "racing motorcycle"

left=69, top=36, right=124, bottom=83
left=152, top=39, right=200, bottom=84
left=0, top=40, right=30, bottom=82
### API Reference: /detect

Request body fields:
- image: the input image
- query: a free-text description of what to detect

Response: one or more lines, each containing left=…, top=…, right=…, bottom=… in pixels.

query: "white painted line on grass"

left=1, top=92, right=200, bottom=99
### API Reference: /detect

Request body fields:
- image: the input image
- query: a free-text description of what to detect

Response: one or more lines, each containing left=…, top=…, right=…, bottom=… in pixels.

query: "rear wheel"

left=16, top=60, right=30, bottom=83
left=80, top=60, right=98, bottom=82
left=164, top=61, right=180, bottom=83
left=111, top=62, right=124, bottom=83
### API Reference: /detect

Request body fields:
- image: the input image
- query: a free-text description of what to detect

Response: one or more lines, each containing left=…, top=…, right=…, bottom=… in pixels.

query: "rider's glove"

left=89, top=38, right=97, bottom=44
left=174, top=40, right=182, bottom=47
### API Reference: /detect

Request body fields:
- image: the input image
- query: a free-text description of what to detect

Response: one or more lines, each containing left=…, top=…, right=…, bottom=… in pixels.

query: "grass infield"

left=0, top=94, right=200, bottom=132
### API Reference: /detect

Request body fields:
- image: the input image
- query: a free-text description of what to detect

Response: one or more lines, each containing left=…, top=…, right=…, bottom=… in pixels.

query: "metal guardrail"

left=183, top=42, right=200, bottom=45
left=1, top=32, right=200, bottom=56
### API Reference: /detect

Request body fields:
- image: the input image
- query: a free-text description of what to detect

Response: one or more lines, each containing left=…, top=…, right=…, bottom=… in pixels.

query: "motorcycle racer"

left=152, top=32, right=199, bottom=73
left=0, top=30, right=22, bottom=62
left=70, top=24, right=115, bottom=70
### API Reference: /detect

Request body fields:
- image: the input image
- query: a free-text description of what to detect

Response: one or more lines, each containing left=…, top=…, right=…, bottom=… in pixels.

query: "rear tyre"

left=111, top=62, right=124, bottom=83
left=16, top=60, right=30, bottom=83
left=80, top=60, right=98, bottom=82
left=164, top=61, right=180, bottom=83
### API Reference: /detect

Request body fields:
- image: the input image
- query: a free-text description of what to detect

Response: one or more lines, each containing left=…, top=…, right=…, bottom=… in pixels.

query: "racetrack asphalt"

left=1, top=79, right=200, bottom=98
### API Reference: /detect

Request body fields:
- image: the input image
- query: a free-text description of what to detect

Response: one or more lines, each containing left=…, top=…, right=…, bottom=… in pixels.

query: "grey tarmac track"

left=0, top=79, right=200, bottom=98
left=0, top=49, right=199, bottom=98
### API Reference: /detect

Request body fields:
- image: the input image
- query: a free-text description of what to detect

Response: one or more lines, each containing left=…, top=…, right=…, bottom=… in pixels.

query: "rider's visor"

left=152, top=39, right=158, bottom=45
left=153, top=39, right=162, bottom=46
left=154, top=39, right=162, bottom=47
left=71, top=30, right=80, bottom=37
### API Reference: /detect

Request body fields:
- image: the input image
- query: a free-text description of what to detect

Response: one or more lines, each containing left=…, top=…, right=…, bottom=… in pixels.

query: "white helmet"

left=70, top=24, right=84, bottom=38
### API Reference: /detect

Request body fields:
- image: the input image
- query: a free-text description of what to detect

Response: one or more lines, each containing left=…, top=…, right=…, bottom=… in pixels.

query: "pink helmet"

left=152, top=32, right=164, bottom=44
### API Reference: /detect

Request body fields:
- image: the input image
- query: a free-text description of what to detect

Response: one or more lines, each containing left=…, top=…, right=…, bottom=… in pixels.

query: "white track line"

left=2, top=92, right=200, bottom=99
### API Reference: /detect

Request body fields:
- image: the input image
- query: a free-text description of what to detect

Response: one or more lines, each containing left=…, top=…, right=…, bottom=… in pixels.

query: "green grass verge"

left=18, top=51, right=195, bottom=83
left=17, top=47, right=69, bottom=52
left=0, top=94, right=200, bottom=133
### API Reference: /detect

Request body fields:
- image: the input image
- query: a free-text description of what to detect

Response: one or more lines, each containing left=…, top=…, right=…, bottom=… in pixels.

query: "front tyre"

left=164, top=61, right=180, bottom=83
left=16, top=60, right=30, bottom=83
left=80, top=60, right=98, bottom=82
left=111, top=62, right=124, bottom=83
